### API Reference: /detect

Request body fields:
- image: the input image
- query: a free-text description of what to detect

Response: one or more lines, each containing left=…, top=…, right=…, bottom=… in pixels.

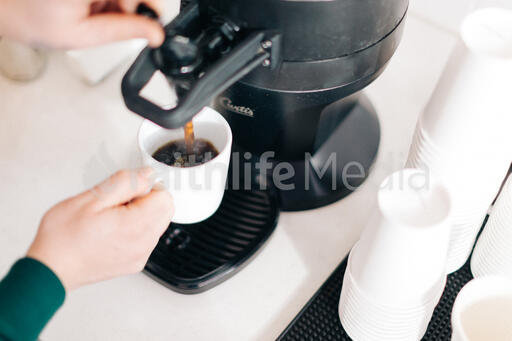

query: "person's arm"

left=0, top=1, right=171, bottom=339
left=0, top=0, right=165, bottom=49
left=0, top=169, right=174, bottom=340
left=0, top=258, right=65, bottom=341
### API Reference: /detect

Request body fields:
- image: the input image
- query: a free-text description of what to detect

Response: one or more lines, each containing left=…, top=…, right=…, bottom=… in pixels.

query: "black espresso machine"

left=122, top=0, right=409, bottom=293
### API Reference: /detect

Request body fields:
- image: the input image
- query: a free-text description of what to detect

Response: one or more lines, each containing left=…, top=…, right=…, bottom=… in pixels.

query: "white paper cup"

left=471, top=175, right=512, bottom=278
left=452, top=277, right=512, bottom=341
left=461, top=8, right=512, bottom=59
left=339, top=253, right=445, bottom=341
left=138, top=107, right=232, bottom=224
left=405, top=9, right=512, bottom=272
left=421, top=8, right=512, bottom=155
left=349, top=169, right=451, bottom=303
left=406, top=116, right=509, bottom=273
left=339, top=169, right=451, bottom=341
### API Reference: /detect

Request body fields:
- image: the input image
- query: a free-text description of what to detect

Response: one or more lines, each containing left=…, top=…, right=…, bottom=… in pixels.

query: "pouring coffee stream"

left=184, top=121, right=195, bottom=155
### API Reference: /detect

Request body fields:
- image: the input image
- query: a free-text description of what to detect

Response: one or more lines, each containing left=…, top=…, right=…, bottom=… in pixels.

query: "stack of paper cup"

left=339, top=169, right=452, bottom=341
left=452, top=276, right=512, bottom=341
left=471, top=174, right=512, bottom=278
left=406, top=8, right=512, bottom=273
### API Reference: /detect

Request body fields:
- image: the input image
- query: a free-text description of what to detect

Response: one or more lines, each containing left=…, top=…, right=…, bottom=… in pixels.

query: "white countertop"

left=0, top=7, right=462, bottom=341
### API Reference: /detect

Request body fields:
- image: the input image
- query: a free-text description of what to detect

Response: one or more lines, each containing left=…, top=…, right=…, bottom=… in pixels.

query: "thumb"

left=75, top=13, right=165, bottom=48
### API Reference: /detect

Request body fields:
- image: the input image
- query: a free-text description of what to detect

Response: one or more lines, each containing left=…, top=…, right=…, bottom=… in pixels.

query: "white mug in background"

left=452, top=277, right=512, bottom=341
left=64, top=0, right=181, bottom=85
left=0, top=38, right=47, bottom=82
left=65, top=39, right=147, bottom=85
left=138, top=107, right=232, bottom=224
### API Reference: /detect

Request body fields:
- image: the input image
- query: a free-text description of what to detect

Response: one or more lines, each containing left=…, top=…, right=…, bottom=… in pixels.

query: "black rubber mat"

left=277, top=258, right=474, bottom=341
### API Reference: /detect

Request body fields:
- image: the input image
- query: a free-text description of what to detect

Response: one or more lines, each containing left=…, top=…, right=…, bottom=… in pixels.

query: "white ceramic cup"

left=64, top=0, right=180, bottom=85
left=452, top=276, right=512, bottom=341
left=0, top=38, right=47, bottom=81
left=138, top=107, right=232, bottom=224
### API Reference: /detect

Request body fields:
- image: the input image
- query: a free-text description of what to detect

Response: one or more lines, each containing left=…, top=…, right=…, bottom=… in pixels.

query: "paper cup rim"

left=451, top=276, right=512, bottom=341
left=461, top=8, right=512, bottom=60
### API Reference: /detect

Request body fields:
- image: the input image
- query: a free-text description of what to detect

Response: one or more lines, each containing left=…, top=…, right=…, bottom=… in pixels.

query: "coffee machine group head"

left=123, top=0, right=408, bottom=210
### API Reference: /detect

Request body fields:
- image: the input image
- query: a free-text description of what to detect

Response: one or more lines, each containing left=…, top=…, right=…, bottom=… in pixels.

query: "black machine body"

left=122, top=0, right=409, bottom=294
left=123, top=0, right=409, bottom=211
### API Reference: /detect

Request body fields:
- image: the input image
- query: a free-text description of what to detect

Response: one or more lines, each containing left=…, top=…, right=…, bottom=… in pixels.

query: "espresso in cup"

left=153, top=139, right=219, bottom=167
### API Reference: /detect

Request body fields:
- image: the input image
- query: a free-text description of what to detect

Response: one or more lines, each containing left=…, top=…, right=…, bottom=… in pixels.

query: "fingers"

left=118, top=0, right=164, bottom=16
left=76, top=13, right=165, bottom=47
left=87, top=168, right=155, bottom=209
left=126, top=189, right=174, bottom=235
left=90, top=2, right=110, bottom=15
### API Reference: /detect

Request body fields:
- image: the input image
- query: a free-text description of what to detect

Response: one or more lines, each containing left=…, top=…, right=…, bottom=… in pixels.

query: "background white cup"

left=138, top=107, right=232, bottom=224
left=452, top=276, right=512, bottom=341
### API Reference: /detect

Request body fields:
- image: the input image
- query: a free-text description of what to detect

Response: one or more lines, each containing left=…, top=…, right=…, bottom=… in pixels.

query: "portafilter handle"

left=122, top=3, right=280, bottom=129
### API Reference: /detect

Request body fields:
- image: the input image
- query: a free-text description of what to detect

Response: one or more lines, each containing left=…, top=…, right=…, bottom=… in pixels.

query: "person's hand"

left=27, top=168, right=174, bottom=291
left=0, top=0, right=165, bottom=49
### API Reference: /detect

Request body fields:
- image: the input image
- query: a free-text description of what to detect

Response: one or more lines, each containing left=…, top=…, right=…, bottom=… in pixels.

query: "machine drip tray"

left=144, top=169, right=279, bottom=294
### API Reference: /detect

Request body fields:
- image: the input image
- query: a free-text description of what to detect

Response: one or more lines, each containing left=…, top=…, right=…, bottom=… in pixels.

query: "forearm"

left=0, top=258, right=65, bottom=341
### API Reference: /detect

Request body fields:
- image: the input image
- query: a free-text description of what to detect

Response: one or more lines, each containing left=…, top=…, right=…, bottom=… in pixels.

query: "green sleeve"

left=0, top=258, right=66, bottom=341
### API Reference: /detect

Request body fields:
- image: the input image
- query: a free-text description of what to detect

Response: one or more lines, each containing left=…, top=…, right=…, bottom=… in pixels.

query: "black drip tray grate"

left=145, top=184, right=279, bottom=294
left=277, top=257, right=474, bottom=341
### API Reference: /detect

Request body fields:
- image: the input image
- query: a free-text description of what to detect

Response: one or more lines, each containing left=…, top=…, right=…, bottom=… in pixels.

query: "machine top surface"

left=201, top=0, right=409, bottom=61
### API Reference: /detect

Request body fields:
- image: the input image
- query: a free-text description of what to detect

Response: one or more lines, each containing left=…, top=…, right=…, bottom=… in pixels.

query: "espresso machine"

left=123, top=0, right=409, bottom=293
